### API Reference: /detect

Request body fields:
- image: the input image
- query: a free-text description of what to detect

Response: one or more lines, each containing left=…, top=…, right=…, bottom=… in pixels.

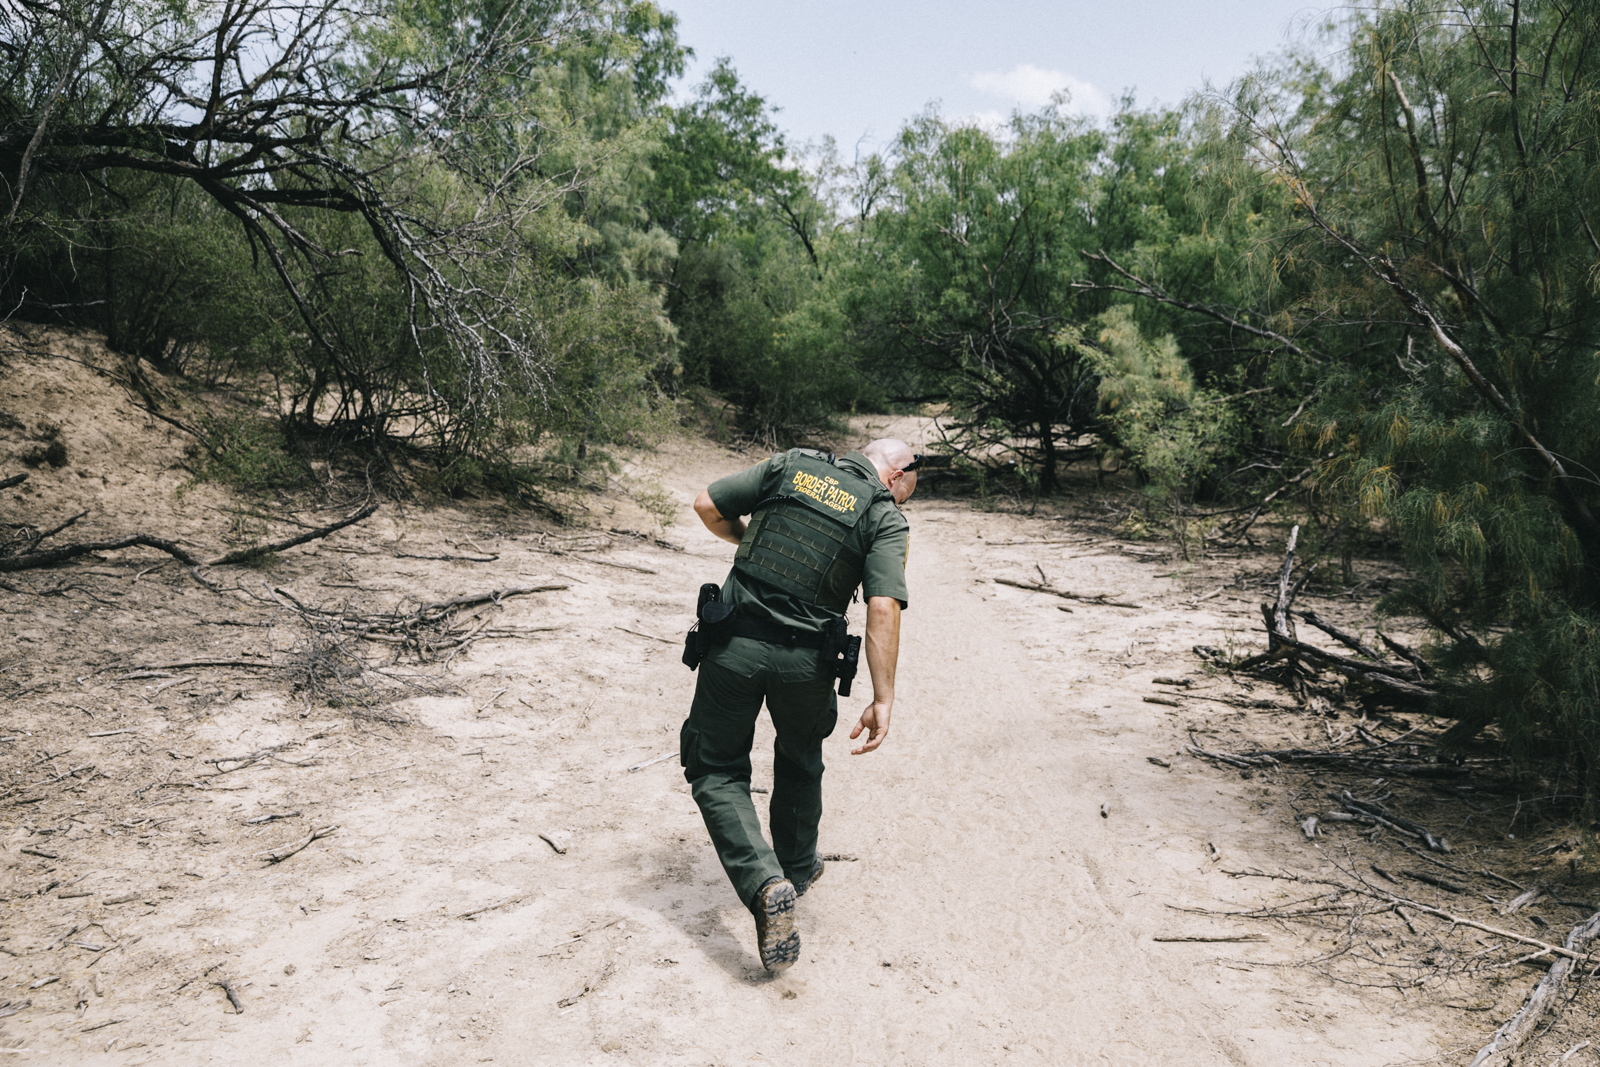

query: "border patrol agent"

left=683, top=438, right=919, bottom=973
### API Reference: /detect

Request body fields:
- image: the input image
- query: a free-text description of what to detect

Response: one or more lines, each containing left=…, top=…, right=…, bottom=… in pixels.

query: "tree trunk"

left=1038, top=417, right=1059, bottom=493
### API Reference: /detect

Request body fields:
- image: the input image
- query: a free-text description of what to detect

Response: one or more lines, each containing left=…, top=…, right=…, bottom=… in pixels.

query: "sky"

left=662, top=0, right=1341, bottom=151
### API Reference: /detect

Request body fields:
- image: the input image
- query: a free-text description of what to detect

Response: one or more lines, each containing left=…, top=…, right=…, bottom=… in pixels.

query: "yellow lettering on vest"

left=790, top=469, right=859, bottom=514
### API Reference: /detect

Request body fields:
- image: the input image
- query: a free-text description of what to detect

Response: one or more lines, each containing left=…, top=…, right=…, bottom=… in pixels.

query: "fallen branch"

left=1469, top=910, right=1600, bottom=1067
left=1232, top=621, right=1436, bottom=698
left=1378, top=632, right=1435, bottom=676
left=1341, top=791, right=1451, bottom=852
left=258, top=825, right=337, bottom=864
left=993, top=577, right=1143, bottom=609
left=0, top=473, right=27, bottom=491
left=214, top=978, right=244, bottom=1014
left=122, top=658, right=274, bottom=672
left=1220, top=870, right=1592, bottom=962
left=0, top=533, right=201, bottom=573
left=0, top=501, right=378, bottom=577
left=414, top=585, right=568, bottom=617
left=1186, top=738, right=1276, bottom=768
left=205, top=501, right=379, bottom=566
left=626, top=752, right=676, bottom=772
left=258, top=583, right=567, bottom=662
left=457, top=894, right=526, bottom=920
left=1294, top=609, right=1385, bottom=662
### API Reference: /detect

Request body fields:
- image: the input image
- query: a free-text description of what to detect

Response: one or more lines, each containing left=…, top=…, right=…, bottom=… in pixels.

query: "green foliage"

left=832, top=109, right=1110, bottom=489
left=191, top=414, right=312, bottom=493
left=3, top=0, right=684, bottom=488
left=650, top=61, right=861, bottom=439
left=1180, top=0, right=1600, bottom=789
left=1073, top=306, right=1237, bottom=503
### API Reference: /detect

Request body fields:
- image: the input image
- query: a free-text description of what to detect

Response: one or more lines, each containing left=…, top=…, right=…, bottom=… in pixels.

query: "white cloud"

left=960, top=109, right=1011, bottom=133
left=967, top=64, right=1112, bottom=117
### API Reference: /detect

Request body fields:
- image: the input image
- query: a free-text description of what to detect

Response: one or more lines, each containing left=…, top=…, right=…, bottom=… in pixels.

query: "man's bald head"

left=861, top=438, right=914, bottom=475
left=861, top=438, right=917, bottom=504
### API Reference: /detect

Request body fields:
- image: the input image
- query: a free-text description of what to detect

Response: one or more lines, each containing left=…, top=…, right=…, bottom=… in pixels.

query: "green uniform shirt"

left=708, top=450, right=910, bottom=635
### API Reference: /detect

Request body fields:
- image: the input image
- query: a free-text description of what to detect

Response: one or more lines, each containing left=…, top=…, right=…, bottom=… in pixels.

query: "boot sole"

left=755, top=880, right=799, bottom=972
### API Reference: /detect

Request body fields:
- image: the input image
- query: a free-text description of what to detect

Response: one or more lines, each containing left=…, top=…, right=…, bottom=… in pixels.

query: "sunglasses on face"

left=902, top=454, right=923, bottom=473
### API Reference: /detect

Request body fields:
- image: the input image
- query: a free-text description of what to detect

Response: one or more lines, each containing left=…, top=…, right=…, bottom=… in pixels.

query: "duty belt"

left=684, top=582, right=861, bottom=695
left=724, top=614, right=829, bottom=650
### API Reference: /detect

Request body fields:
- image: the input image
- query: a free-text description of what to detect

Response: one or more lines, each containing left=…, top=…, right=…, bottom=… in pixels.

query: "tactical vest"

left=733, top=451, right=890, bottom=614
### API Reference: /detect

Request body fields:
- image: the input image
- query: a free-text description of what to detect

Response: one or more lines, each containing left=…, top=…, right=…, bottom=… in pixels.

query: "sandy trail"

left=0, top=356, right=1455, bottom=1064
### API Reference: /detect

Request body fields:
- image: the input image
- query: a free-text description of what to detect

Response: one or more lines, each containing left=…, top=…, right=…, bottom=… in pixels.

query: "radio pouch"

left=682, top=583, right=734, bottom=670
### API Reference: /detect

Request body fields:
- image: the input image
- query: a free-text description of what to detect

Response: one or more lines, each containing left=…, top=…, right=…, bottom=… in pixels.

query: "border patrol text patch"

left=789, top=470, right=859, bottom=515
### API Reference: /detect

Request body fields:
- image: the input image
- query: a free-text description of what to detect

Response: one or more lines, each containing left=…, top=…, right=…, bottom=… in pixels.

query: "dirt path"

left=0, top=351, right=1458, bottom=1064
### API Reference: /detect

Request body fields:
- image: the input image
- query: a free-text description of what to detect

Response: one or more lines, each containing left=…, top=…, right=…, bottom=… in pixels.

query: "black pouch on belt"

left=682, top=583, right=735, bottom=670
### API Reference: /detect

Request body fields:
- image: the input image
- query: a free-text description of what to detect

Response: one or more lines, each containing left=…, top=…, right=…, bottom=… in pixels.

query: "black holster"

left=682, top=583, right=734, bottom=670
left=824, top=615, right=863, bottom=697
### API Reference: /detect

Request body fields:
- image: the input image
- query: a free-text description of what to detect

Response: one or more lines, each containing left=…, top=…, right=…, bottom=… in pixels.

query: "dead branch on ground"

left=993, top=576, right=1144, bottom=609
left=1469, top=910, right=1600, bottom=1067
left=260, top=583, right=566, bottom=662
left=1203, top=862, right=1600, bottom=1064
left=0, top=489, right=379, bottom=584
left=206, top=501, right=379, bottom=566
left=258, top=824, right=337, bottom=864
left=1221, top=524, right=1440, bottom=709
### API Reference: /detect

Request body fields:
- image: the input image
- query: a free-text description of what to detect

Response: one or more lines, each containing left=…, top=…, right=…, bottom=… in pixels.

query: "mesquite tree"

left=0, top=0, right=681, bottom=454
left=1197, top=0, right=1600, bottom=777
left=844, top=111, right=1107, bottom=491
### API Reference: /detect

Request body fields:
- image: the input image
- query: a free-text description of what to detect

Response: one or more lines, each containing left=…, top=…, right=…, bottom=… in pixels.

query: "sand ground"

left=0, top=334, right=1466, bottom=1065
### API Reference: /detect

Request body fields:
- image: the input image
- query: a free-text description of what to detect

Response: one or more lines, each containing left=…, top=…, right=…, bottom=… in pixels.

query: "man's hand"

left=849, top=698, right=891, bottom=755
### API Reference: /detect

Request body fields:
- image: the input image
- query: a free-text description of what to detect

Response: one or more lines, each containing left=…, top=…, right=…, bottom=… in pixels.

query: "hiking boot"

left=751, top=876, right=799, bottom=973
left=792, top=857, right=824, bottom=898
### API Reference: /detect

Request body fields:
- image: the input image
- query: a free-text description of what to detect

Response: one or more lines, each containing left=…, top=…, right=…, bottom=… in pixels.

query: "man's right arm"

left=693, top=489, right=746, bottom=544
left=694, top=455, right=782, bottom=545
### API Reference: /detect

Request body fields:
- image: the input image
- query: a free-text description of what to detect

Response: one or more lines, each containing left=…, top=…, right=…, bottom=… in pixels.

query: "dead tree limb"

left=1469, top=909, right=1600, bottom=1067
left=1225, top=524, right=1438, bottom=704
left=214, top=978, right=244, bottom=1014
left=0, top=534, right=202, bottom=572
left=0, top=473, right=28, bottom=491
left=1378, top=632, right=1435, bottom=676
left=34, top=509, right=88, bottom=543
left=0, top=500, right=377, bottom=578
left=1295, top=609, right=1385, bottom=661
left=1342, top=791, right=1451, bottom=852
left=258, top=824, right=337, bottom=864
left=1272, top=524, right=1301, bottom=646
left=415, top=585, right=567, bottom=615
left=993, top=577, right=1143, bottom=609
left=205, top=500, right=378, bottom=566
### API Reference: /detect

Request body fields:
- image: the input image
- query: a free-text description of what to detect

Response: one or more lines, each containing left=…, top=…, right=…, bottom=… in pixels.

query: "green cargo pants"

left=679, top=636, right=839, bottom=909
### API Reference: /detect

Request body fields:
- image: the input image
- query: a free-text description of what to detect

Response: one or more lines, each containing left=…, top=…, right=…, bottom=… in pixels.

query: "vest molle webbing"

left=733, top=452, right=886, bottom=612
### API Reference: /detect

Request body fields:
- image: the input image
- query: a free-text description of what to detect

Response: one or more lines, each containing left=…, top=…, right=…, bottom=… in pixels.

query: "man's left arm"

left=850, top=508, right=910, bottom=754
